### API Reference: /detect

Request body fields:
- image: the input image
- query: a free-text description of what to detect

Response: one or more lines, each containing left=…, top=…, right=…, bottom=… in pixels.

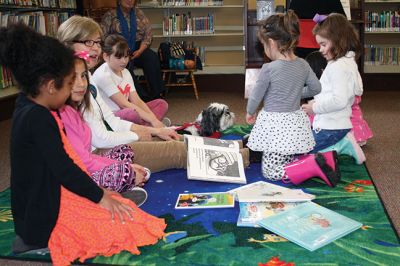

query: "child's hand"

left=246, top=113, right=257, bottom=125
left=153, top=127, right=180, bottom=141
left=302, top=100, right=315, bottom=115
left=135, top=127, right=152, bottom=141
left=99, top=188, right=134, bottom=224
left=131, top=164, right=147, bottom=187
left=151, top=119, right=165, bottom=128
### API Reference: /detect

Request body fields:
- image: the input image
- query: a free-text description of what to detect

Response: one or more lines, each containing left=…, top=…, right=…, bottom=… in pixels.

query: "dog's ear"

left=199, top=109, right=220, bottom=136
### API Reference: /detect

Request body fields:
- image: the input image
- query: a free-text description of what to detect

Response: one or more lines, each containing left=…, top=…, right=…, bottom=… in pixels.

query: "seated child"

left=2, top=23, right=166, bottom=265
left=60, top=54, right=151, bottom=205
left=92, top=34, right=169, bottom=128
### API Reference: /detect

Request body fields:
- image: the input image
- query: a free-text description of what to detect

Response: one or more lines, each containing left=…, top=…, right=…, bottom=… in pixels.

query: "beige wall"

left=248, top=0, right=286, bottom=11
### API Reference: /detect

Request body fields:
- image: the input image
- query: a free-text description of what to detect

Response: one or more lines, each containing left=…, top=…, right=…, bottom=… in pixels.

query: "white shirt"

left=83, top=73, right=138, bottom=150
left=92, top=63, right=136, bottom=112
left=312, top=52, right=363, bottom=130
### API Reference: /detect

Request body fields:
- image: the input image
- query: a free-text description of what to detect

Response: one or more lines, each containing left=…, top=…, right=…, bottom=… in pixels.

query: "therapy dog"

left=176, top=103, right=235, bottom=138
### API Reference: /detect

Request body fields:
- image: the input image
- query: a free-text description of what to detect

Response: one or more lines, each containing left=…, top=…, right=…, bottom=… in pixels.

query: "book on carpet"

left=237, top=201, right=303, bottom=227
left=258, top=201, right=363, bottom=251
left=229, top=181, right=315, bottom=202
left=185, top=135, right=246, bottom=184
left=175, top=192, right=235, bottom=209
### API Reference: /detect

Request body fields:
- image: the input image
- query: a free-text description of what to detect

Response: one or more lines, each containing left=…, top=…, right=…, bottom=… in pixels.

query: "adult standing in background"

left=101, top=0, right=166, bottom=102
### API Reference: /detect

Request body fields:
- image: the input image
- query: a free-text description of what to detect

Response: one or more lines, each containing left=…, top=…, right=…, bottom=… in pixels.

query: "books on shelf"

left=0, top=66, right=14, bottom=90
left=364, top=45, right=399, bottom=66
left=0, top=0, right=76, bottom=8
left=161, top=0, right=223, bottom=7
left=364, top=10, right=400, bottom=32
left=185, top=135, right=246, bottom=184
left=162, top=12, right=215, bottom=36
left=175, top=192, right=234, bottom=209
left=258, top=201, right=363, bottom=251
left=237, top=201, right=303, bottom=227
left=229, top=181, right=315, bottom=202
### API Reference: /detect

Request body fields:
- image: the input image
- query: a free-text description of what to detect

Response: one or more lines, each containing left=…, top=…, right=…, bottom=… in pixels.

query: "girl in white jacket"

left=302, top=13, right=366, bottom=164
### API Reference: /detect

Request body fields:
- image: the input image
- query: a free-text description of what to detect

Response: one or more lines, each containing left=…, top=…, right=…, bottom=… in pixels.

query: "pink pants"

left=114, top=99, right=168, bottom=125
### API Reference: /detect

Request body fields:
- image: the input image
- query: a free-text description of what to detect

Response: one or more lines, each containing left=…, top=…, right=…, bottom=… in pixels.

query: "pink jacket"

left=59, top=105, right=115, bottom=174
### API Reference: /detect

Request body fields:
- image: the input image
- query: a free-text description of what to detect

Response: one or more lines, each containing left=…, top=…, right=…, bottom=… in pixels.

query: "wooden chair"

left=161, top=68, right=199, bottom=100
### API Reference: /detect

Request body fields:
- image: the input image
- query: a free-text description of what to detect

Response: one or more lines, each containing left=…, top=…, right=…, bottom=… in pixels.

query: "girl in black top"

left=0, top=24, right=135, bottom=252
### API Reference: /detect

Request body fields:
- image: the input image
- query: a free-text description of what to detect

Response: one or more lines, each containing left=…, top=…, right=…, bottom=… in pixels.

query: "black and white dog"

left=177, top=103, right=235, bottom=137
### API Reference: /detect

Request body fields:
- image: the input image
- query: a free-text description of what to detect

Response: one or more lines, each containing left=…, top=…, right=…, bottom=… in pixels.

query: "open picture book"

left=185, top=135, right=246, bottom=184
left=258, top=202, right=363, bottom=251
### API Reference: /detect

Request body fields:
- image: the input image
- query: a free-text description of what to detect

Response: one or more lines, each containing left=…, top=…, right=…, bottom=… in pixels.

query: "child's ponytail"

left=283, top=10, right=300, bottom=51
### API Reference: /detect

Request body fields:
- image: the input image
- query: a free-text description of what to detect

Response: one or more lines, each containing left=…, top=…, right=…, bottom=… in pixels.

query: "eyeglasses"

left=73, top=40, right=102, bottom=47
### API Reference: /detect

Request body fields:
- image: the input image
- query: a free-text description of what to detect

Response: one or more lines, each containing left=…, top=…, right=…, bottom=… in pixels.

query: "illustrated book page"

left=175, top=192, right=235, bottom=209
left=185, top=135, right=246, bottom=184
left=237, top=201, right=304, bottom=227
left=229, top=181, right=315, bottom=202
left=258, top=201, right=363, bottom=251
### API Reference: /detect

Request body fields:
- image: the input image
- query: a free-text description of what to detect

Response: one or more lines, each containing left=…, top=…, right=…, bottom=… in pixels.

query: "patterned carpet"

left=0, top=156, right=399, bottom=265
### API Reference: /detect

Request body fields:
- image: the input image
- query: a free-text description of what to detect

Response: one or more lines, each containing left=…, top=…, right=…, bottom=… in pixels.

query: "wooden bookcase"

left=362, top=0, right=400, bottom=74
left=356, top=0, right=400, bottom=89
left=84, top=0, right=246, bottom=74
left=0, top=0, right=78, bottom=100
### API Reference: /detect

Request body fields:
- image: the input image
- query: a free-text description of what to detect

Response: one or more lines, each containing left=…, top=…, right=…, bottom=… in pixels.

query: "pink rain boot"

left=284, top=151, right=341, bottom=187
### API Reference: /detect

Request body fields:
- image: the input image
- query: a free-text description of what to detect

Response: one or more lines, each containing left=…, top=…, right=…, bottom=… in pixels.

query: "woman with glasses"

left=101, top=0, right=166, bottom=102
left=57, top=15, right=179, bottom=146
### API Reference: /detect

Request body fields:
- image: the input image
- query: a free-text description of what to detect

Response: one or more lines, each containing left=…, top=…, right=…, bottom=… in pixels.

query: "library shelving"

left=0, top=0, right=78, bottom=99
left=140, top=0, right=246, bottom=74
left=363, top=0, right=400, bottom=74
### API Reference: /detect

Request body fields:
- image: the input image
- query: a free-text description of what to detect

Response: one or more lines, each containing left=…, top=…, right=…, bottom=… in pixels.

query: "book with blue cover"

left=258, top=201, right=363, bottom=251
left=237, top=201, right=303, bottom=227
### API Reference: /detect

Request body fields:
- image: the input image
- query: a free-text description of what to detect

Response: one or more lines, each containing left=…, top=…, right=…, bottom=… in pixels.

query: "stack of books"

left=229, top=181, right=314, bottom=227
left=230, top=181, right=363, bottom=251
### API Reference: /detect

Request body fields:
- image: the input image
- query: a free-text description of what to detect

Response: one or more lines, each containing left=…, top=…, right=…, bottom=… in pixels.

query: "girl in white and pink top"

left=92, top=34, right=168, bottom=128
left=60, top=57, right=149, bottom=192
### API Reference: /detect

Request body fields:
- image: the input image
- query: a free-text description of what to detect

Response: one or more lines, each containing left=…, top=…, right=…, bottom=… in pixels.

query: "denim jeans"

left=310, top=128, right=351, bottom=153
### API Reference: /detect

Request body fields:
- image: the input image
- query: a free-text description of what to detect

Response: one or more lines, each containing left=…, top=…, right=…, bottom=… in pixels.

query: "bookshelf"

left=140, top=0, right=246, bottom=74
left=0, top=0, right=78, bottom=99
left=83, top=0, right=246, bottom=74
left=363, top=0, right=400, bottom=74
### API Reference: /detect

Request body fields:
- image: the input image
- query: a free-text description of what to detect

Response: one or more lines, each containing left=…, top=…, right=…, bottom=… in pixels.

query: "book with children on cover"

left=237, top=201, right=304, bottom=227
left=229, top=181, right=315, bottom=202
left=258, top=201, right=363, bottom=251
left=185, top=135, right=246, bottom=184
left=175, top=192, right=235, bottom=209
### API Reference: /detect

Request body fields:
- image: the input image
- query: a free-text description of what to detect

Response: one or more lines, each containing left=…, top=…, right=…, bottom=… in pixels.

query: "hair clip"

left=74, top=50, right=90, bottom=61
left=313, top=13, right=328, bottom=24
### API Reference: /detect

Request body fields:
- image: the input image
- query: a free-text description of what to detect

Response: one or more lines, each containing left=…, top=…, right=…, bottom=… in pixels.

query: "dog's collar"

left=175, top=122, right=221, bottom=138
left=175, top=122, right=201, bottom=131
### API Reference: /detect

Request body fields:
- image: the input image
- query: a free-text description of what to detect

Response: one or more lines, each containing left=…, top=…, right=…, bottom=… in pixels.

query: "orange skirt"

left=48, top=187, right=166, bottom=266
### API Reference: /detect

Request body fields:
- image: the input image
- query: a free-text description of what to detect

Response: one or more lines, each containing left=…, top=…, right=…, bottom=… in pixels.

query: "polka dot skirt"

left=247, top=109, right=315, bottom=155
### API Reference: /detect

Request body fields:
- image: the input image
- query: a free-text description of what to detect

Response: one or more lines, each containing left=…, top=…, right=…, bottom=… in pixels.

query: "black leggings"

left=128, top=42, right=166, bottom=101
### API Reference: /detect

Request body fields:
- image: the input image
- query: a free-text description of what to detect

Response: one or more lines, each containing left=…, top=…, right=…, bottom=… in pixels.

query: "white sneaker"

left=162, top=117, right=172, bottom=127
left=144, top=167, right=151, bottom=181
left=121, top=187, right=148, bottom=207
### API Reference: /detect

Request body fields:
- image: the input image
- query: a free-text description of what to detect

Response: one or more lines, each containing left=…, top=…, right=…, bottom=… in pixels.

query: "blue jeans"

left=310, top=128, right=351, bottom=153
